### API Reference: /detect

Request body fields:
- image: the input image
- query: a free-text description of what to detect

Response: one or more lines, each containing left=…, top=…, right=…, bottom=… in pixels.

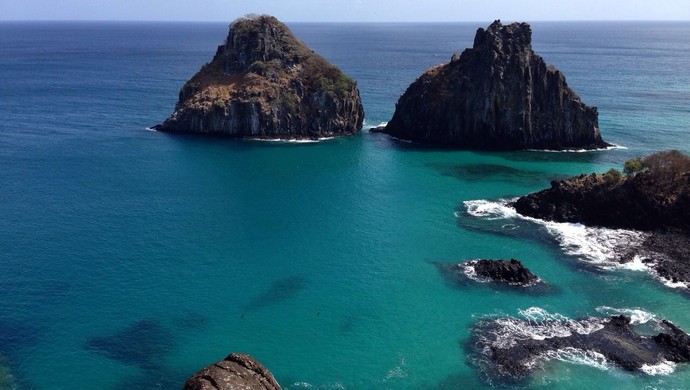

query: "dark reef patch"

left=85, top=319, right=173, bottom=370
left=428, top=162, right=565, bottom=186
left=243, top=275, right=308, bottom=311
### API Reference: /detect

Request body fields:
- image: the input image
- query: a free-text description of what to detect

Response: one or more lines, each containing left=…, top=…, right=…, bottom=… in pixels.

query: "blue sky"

left=1, top=0, right=688, bottom=22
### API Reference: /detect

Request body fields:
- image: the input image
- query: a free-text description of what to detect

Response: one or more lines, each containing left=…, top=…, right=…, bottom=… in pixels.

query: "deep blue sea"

left=1, top=21, right=690, bottom=389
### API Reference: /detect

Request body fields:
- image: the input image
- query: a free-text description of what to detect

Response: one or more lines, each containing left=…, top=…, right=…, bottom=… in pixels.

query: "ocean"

left=0, top=21, right=689, bottom=389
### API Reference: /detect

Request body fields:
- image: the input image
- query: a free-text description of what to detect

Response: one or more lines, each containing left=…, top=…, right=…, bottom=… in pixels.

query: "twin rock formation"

left=158, top=17, right=607, bottom=150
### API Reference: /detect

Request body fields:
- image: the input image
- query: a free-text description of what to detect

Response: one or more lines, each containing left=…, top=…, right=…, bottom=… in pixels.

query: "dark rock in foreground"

left=183, top=353, right=281, bottom=390
left=157, top=15, right=363, bottom=140
left=473, top=314, right=690, bottom=381
left=374, top=20, right=608, bottom=150
left=466, top=259, right=540, bottom=286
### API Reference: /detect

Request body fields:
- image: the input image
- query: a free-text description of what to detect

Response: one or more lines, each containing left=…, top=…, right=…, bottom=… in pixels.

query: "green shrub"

left=603, top=168, right=623, bottom=185
left=623, top=157, right=644, bottom=176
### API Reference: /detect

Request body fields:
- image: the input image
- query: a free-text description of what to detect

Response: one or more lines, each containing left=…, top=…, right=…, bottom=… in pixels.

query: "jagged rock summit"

left=156, top=15, right=364, bottom=140
left=374, top=20, right=609, bottom=150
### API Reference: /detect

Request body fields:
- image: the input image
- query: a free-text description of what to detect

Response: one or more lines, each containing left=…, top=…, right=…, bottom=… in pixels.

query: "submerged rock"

left=183, top=353, right=281, bottom=390
left=472, top=312, right=690, bottom=382
left=156, top=15, right=363, bottom=140
left=374, top=20, right=608, bottom=150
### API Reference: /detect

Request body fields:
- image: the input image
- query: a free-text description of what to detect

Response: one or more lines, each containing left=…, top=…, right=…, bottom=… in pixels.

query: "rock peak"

left=223, top=15, right=297, bottom=73
left=156, top=15, right=364, bottom=140
left=473, top=20, right=532, bottom=50
left=374, top=21, right=608, bottom=150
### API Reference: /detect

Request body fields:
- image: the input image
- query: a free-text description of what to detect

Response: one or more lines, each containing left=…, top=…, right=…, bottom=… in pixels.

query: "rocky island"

left=156, top=15, right=364, bottom=140
left=514, top=150, right=690, bottom=288
left=373, top=20, right=609, bottom=150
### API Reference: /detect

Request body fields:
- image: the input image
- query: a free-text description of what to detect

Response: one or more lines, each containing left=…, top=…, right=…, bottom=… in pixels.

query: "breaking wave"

left=483, top=307, right=606, bottom=349
left=461, top=198, right=650, bottom=271
left=474, top=307, right=678, bottom=378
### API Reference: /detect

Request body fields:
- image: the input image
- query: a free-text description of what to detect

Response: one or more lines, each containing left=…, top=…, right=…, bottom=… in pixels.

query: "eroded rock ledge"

left=513, top=150, right=690, bottom=288
left=472, top=314, right=690, bottom=381
left=156, top=15, right=364, bottom=140
left=183, top=353, right=281, bottom=390
left=373, top=20, right=608, bottom=150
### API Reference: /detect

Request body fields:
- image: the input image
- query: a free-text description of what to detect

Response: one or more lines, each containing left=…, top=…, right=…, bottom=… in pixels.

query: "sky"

left=1, top=0, right=689, bottom=22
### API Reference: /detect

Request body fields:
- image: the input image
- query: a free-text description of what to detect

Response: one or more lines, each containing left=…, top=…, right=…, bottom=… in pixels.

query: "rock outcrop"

left=472, top=313, right=690, bottom=381
left=513, top=150, right=690, bottom=288
left=468, top=259, right=540, bottom=286
left=156, top=15, right=363, bottom=140
left=513, top=151, right=690, bottom=231
left=373, top=20, right=608, bottom=150
left=183, top=353, right=281, bottom=390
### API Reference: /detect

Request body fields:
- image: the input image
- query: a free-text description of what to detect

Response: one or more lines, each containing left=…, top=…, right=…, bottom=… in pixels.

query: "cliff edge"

left=374, top=20, right=609, bottom=150
left=156, top=15, right=364, bottom=140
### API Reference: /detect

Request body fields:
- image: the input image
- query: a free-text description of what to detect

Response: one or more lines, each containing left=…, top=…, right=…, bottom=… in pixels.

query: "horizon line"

left=2, top=18, right=689, bottom=23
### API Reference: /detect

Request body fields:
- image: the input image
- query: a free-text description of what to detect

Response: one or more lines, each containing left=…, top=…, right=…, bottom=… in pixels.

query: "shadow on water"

left=427, top=162, right=567, bottom=186
left=0, top=319, right=41, bottom=356
left=85, top=319, right=173, bottom=370
left=81, top=312, right=209, bottom=390
left=429, top=260, right=560, bottom=297
left=242, top=275, right=309, bottom=312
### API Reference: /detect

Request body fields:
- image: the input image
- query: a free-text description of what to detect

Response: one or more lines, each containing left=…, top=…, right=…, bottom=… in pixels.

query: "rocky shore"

left=156, top=15, right=364, bottom=140
left=514, top=150, right=690, bottom=288
left=183, top=353, right=281, bottom=390
left=436, top=259, right=541, bottom=287
left=472, top=313, right=690, bottom=381
left=373, top=20, right=608, bottom=150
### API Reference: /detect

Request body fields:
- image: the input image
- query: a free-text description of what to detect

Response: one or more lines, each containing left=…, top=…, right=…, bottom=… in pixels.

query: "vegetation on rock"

left=514, top=150, right=690, bottom=231
left=157, top=15, right=364, bottom=139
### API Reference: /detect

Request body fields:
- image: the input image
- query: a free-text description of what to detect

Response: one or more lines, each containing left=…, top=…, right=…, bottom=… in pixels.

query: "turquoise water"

left=1, top=21, right=689, bottom=389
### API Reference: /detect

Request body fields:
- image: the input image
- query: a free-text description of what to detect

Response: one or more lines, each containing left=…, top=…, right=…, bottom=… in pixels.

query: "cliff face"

left=376, top=20, right=608, bottom=150
left=513, top=151, right=690, bottom=231
left=157, top=15, right=364, bottom=139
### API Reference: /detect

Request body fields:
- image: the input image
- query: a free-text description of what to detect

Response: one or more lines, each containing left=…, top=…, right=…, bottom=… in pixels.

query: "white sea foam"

left=640, top=361, right=677, bottom=375
left=540, top=221, right=648, bottom=269
left=364, top=120, right=388, bottom=128
left=462, top=198, right=650, bottom=270
left=250, top=136, right=335, bottom=143
left=538, top=348, right=611, bottom=371
left=525, top=144, right=625, bottom=153
left=487, top=307, right=605, bottom=349
left=461, top=261, right=486, bottom=283
left=659, top=278, right=689, bottom=289
left=595, top=306, right=657, bottom=325
left=144, top=126, right=157, bottom=132
left=462, top=199, right=519, bottom=220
